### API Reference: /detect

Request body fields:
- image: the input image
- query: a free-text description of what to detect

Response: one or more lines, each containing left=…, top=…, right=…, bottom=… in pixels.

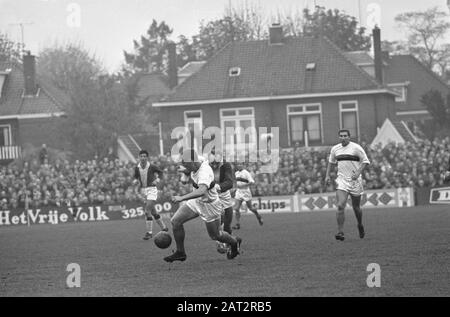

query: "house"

left=153, top=25, right=398, bottom=154
left=118, top=43, right=208, bottom=162
left=0, top=52, right=68, bottom=164
left=343, top=50, right=450, bottom=124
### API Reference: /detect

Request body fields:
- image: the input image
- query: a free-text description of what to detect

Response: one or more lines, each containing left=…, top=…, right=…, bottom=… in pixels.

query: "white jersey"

left=190, top=161, right=219, bottom=203
left=235, top=169, right=254, bottom=188
left=329, top=142, right=370, bottom=180
left=235, top=169, right=254, bottom=201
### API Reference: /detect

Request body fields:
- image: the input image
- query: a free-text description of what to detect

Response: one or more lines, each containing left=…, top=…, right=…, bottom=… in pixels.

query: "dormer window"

left=306, top=63, right=316, bottom=71
left=0, top=70, right=11, bottom=98
left=229, top=67, right=241, bottom=77
left=388, top=83, right=408, bottom=103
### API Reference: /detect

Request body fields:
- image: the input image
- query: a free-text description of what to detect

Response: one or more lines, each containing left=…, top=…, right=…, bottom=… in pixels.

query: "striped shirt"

left=329, top=142, right=370, bottom=180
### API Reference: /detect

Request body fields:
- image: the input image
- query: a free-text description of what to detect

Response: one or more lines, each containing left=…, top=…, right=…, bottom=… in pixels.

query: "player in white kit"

left=164, top=149, right=242, bottom=263
left=233, top=163, right=263, bottom=230
left=325, top=130, right=370, bottom=241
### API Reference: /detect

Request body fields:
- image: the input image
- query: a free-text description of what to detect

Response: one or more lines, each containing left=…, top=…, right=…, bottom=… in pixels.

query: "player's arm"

left=218, top=163, right=234, bottom=192
left=172, top=184, right=208, bottom=202
left=352, top=147, right=371, bottom=180
left=352, top=163, right=369, bottom=180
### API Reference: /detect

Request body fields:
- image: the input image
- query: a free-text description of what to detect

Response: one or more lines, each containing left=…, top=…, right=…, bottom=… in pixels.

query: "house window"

left=184, top=110, right=202, bottom=152
left=287, top=104, right=322, bottom=146
left=229, top=67, right=241, bottom=77
left=388, top=84, right=407, bottom=102
left=220, top=107, right=256, bottom=154
left=339, top=101, right=359, bottom=140
left=0, top=125, right=12, bottom=147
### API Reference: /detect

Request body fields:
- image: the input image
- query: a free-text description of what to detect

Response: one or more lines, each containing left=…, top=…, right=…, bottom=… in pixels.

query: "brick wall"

left=158, top=92, right=397, bottom=151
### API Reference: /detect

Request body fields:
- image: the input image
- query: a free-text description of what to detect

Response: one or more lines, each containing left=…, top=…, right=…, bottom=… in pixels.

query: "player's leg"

left=233, top=199, right=243, bottom=229
left=205, top=219, right=241, bottom=260
left=143, top=210, right=153, bottom=240
left=141, top=190, right=153, bottom=240
left=351, top=195, right=365, bottom=238
left=163, top=204, right=198, bottom=262
left=245, top=200, right=263, bottom=225
left=216, top=205, right=234, bottom=254
left=222, top=206, right=234, bottom=234
left=335, top=189, right=349, bottom=240
left=147, top=200, right=168, bottom=232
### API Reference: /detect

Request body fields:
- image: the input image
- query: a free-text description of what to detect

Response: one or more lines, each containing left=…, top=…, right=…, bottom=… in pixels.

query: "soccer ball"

left=154, top=231, right=172, bottom=249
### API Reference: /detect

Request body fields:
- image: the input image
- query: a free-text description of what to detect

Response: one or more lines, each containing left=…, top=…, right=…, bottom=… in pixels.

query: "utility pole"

left=8, top=22, right=34, bottom=54
left=358, top=0, right=362, bottom=24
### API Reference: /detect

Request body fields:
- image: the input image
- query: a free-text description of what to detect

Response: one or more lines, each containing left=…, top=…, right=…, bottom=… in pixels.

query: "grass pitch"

left=0, top=205, right=449, bottom=297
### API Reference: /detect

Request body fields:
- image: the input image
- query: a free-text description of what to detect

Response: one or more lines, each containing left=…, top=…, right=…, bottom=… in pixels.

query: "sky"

left=1, top=0, right=449, bottom=73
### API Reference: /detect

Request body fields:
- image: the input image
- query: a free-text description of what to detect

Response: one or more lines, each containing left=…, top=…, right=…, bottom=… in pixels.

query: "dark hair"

left=181, top=149, right=199, bottom=163
left=139, top=150, right=149, bottom=157
left=338, top=130, right=351, bottom=137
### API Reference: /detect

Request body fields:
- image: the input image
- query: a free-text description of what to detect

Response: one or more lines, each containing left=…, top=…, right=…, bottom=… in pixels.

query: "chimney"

left=23, top=51, right=37, bottom=95
left=269, top=23, right=283, bottom=45
left=372, top=26, right=383, bottom=84
left=167, top=42, right=178, bottom=89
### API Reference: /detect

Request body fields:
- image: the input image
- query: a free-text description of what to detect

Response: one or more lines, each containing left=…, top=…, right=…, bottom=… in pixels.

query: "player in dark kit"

left=208, top=151, right=235, bottom=254
left=133, top=150, right=168, bottom=240
left=444, top=157, right=450, bottom=183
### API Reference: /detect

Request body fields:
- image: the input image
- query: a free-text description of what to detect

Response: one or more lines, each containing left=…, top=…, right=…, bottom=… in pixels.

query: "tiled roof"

left=343, top=51, right=374, bottom=65
left=0, top=61, right=68, bottom=117
left=162, top=36, right=383, bottom=103
left=136, top=73, right=171, bottom=100
left=391, top=120, right=417, bottom=143
left=384, top=55, right=449, bottom=89
left=178, top=61, right=207, bottom=76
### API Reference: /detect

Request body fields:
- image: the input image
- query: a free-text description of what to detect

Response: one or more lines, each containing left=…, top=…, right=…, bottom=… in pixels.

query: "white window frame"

left=388, top=83, right=407, bottom=102
left=229, top=67, right=241, bottom=77
left=286, top=103, right=323, bottom=146
left=0, top=124, right=12, bottom=146
left=339, top=101, right=360, bottom=140
left=220, top=107, right=256, bottom=153
left=184, top=110, right=203, bottom=152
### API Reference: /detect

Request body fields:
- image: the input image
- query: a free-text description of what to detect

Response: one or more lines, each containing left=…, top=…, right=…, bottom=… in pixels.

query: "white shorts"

left=336, top=177, right=364, bottom=196
left=186, top=198, right=223, bottom=223
left=141, top=186, right=158, bottom=201
left=219, top=190, right=234, bottom=209
left=235, top=189, right=252, bottom=202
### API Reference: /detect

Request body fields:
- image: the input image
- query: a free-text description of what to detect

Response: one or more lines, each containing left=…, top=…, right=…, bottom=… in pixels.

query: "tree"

left=123, top=20, right=173, bottom=74
left=0, top=32, right=23, bottom=63
left=181, top=4, right=268, bottom=62
left=421, top=90, right=450, bottom=130
left=38, top=42, right=104, bottom=93
left=302, top=7, right=371, bottom=51
left=395, top=7, right=450, bottom=74
left=38, top=43, right=146, bottom=159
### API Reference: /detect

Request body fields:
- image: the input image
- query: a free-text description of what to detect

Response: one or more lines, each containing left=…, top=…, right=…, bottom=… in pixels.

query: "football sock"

left=155, top=218, right=166, bottom=230
left=146, top=220, right=153, bottom=233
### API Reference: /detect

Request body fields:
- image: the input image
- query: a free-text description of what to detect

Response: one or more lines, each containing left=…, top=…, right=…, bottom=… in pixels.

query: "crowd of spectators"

left=0, top=137, right=449, bottom=210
